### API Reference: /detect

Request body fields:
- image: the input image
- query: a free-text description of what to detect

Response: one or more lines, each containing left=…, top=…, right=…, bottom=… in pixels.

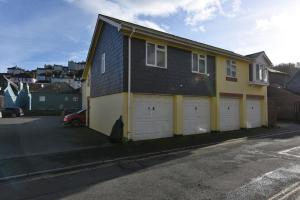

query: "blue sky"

left=0, top=0, right=299, bottom=72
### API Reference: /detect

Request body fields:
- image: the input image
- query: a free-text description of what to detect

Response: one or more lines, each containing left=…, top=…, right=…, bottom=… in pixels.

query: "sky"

left=0, top=0, right=299, bottom=72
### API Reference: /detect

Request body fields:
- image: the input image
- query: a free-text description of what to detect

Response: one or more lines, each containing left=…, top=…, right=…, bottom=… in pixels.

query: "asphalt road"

left=0, top=116, right=109, bottom=159
left=1, top=128, right=300, bottom=200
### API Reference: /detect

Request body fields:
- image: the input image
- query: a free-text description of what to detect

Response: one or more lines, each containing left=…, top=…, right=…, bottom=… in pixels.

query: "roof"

left=102, top=14, right=249, bottom=60
left=268, top=68, right=289, bottom=75
left=31, top=82, right=78, bottom=94
left=28, top=83, right=49, bottom=92
left=83, top=14, right=255, bottom=80
left=245, top=51, right=273, bottom=66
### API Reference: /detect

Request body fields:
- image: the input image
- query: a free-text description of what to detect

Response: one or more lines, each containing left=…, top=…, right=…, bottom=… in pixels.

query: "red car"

left=63, top=109, right=86, bottom=127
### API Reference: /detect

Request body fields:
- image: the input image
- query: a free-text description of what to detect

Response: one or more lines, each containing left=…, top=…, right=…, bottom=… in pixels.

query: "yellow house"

left=82, top=15, right=269, bottom=141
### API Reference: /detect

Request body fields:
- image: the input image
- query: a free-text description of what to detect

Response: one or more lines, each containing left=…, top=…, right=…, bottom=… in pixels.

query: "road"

left=1, top=129, right=300, bottom=200
left=0, top=116, right=108, bottom=159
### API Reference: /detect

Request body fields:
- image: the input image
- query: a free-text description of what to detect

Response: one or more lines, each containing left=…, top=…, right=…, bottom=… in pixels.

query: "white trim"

left=98, top=15, right=122, bottom=31
left=191, top=53, right=207, bottom=74
left=145, top=41, right=167, bottom=69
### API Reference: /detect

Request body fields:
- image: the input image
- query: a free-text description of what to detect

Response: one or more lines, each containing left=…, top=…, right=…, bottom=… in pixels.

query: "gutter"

left=127, top=27, right=136, bottom=140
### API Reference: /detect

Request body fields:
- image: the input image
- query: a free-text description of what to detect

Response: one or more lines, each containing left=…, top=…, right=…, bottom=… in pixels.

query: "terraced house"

left=82, top=14, right=270, bottom=141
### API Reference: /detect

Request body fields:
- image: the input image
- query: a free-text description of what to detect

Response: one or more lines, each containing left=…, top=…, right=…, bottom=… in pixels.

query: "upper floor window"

left=249, top=63, right=268, bottom=83
left=226, top=60, right=237, bottom=78
left=101, top=53, right=105, bottom=74
left=146, top=42, right=167, bottom=68
left=192, top=53, right=207, bottom=74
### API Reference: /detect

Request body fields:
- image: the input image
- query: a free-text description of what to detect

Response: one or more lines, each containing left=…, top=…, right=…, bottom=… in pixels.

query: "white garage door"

left=246, top=99, right=262, bottom=128
left=183, top=97, right=210, bottom=135
left=220, top=97, right=240, bottom=131
left=132, top=95, right=173, bottom=141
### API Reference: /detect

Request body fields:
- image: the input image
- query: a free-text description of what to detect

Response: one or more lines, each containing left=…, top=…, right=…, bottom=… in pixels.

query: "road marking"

left=278, top=146, right=300, bottom=158
left=226, top=165, right=300, bottom=199
left=268, top=182, right=300, bottom=200
left=277, top=185, right=300, bottom=200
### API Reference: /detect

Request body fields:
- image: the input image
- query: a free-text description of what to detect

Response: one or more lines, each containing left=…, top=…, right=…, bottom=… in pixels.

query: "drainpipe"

left=127, top=27, right=136, bottom=140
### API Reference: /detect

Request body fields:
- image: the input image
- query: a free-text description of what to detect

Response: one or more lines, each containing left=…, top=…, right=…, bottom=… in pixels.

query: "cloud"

left=191, top=26, right=206, bottom=32
left=65, top=0, right=241, bottom=31
left=234, top=1, right=300, bottom=64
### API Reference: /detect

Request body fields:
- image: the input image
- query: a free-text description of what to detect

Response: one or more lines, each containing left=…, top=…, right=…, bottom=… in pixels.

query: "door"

left=246, top=99, right=262, bottom=128
left=220, top=97, right=240, bottom=131
left=132, top=95, right=173, bottom=141
left=183, top=97, right=210, bottom=135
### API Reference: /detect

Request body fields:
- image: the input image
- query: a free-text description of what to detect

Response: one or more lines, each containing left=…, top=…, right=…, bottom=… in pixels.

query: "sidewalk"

left=0, top=125, right=298, bottom=182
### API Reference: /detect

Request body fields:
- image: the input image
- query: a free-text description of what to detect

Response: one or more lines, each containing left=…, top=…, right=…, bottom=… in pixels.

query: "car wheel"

left=71, top=119, right=81, bottom=127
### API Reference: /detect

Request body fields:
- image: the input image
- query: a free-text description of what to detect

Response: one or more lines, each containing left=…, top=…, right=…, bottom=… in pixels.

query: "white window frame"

left=226, top=60, right=237, bottom=78
left=39, top=96, right=45, bottom=102
left=73, top=97, right=79, bottom=102
left=145, top=41, right=167, bottom=69
left=191, top=53, right=207, bottom=74
left=101, top=53, right=105, bottom=74
left=252, top=63, right=268, bottom=83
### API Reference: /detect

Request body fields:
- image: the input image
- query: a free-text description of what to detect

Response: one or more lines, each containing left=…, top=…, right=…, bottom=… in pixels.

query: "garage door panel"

left=132, top=95, right=173, bottom=141
left=183, top=97, right=210, bottom=135
left=220, top=97, right=240, bottom=131
left=247, top=99, right=262, bottom=128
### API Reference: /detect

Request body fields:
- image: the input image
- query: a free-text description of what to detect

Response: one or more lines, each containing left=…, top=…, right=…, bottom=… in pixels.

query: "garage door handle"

left=148, top=106, right=151, bottom=110
left=195, top=106, right=197, bottom=110
left=152, top=106, right=155, bottom=111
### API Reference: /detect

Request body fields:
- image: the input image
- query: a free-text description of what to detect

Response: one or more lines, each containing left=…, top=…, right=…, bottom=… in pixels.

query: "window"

left=192, top=53, right=207, bottom=74
left=101, top=53, right=105, bottom=74
left=146, top=42, right=167, bottom=68
left=73, top=97, right=79, bottom=102
left=39, top=96, right=45, bottom=102
left=255, top=64, right=268, bottom=82
left=226, top=60, right=237, bottom=78
left=249, top=63, right=268, bottom=83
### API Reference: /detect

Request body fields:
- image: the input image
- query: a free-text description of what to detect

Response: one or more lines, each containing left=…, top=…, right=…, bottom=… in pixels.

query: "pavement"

left=1, top=124, right=300, bottom=199
left=0, top=116, right=109, bottom=160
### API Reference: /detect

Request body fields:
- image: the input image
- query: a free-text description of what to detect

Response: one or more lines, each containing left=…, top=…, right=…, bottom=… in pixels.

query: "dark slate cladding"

left=127, top=37, right=216, bottom=96
left=90, top=22, right=124, bottom=97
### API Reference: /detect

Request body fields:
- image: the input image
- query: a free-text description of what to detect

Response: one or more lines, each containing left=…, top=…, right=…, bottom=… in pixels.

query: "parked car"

left=0, top=109, right=15, bottom=118
left=0, top=107, right=24, bottom=118
left=63, top=109, right=86, bottom=127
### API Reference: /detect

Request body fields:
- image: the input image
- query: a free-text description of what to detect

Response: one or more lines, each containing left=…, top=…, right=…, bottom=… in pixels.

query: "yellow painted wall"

left=89, top=93, right=126, bottom=136
left=215, top=55, right=268, bottom=130
left=173, top=95, right=183, bottom=135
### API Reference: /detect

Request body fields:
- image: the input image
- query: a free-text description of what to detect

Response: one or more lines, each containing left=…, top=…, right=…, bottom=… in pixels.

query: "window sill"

left=226, top=77, right=237, bottom=82
left=192, top=71, right=209, bottom=76
left=146, top=64, right=167, bottom=69
left=248, top=81, right=269, bottom=86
